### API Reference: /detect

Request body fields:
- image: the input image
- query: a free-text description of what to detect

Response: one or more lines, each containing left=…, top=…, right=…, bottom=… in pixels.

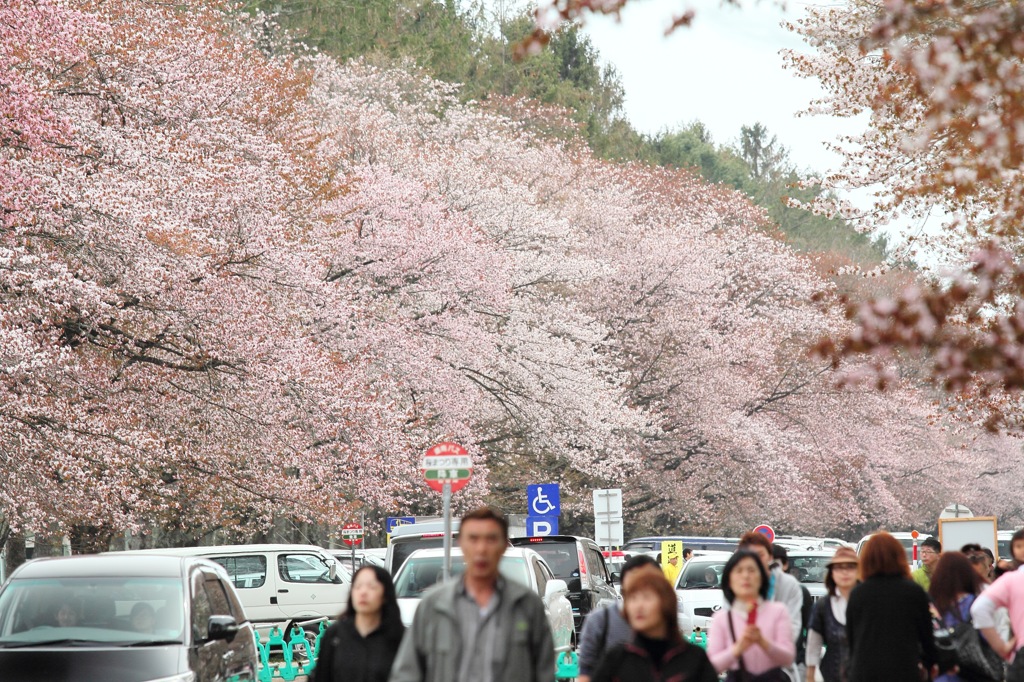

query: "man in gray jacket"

left=389, top=506, right=555, bottom=682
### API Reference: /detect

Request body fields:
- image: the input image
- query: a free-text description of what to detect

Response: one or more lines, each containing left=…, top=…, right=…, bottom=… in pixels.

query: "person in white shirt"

left=805, top=547, right=858, bottom=682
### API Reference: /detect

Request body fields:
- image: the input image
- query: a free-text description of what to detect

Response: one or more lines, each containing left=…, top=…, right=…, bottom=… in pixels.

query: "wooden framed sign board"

left=938, top=516, right=999, bottom=559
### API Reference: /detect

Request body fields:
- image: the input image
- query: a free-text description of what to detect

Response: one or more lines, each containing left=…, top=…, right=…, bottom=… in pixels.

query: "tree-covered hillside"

left=252, top=0, right=889, bottom=266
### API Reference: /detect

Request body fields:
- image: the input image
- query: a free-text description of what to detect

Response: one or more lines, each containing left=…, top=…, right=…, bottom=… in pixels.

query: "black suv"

left=510, top=535, right=618, bottom=634
left=0, top=554, right=258, bottom=681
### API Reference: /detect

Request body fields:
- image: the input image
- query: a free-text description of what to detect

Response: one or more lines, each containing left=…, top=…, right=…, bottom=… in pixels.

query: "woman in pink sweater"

left=708, top=550, right=795, bottom=680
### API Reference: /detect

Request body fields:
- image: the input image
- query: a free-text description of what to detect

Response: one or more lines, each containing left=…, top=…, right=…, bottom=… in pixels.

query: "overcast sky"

left=577, top=0, right=864, bottom=176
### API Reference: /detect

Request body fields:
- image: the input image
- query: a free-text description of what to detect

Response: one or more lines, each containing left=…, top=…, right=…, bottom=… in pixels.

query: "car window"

left=789, top=556, right=829, bottom=583
left=191, top=574, right=213, bottom=641
left=520, top=543, right=579, bottom=580
left=393, top=556, right=529, bottom=598
left=211, top=555, right=267, bottom=590
left=531, top=558, right=547, bottom=595
left=0, top=576, right=185, bottom=645
left=203, top=576, right=233, bottom=617
left=678, top=560, right=728, bottom=589
left=277, top=554, right=335, bottom=584
left=585, top=546, right=608, bottom=582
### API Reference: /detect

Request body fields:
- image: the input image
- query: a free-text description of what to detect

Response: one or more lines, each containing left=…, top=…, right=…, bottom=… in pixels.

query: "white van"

left=112, top=544, right=351, bottom=632
left=855, top=532, right=933, bottom=566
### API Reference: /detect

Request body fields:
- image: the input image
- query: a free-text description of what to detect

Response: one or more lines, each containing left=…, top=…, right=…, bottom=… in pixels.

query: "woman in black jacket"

left=310, top=564, right=405, bottom=682
left=592, top=564, right=717, bottom=682
left=845, top=532, right=937, bottom=682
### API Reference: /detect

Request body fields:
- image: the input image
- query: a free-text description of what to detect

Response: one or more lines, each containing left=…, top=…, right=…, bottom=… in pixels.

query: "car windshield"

left=0, top=577, right=185, bottom=647
left=520, top=543, right=579, bottom=579
left=677, top=559, right=728, bottom=590
left=789, top=556, right=829, bottom=584
left=394, top=556, right=529, bottom=598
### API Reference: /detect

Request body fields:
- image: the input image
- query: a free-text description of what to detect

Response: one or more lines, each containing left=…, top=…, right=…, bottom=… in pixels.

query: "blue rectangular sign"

left=527, top=483, right=560, bottom=517
left=527, top=516, right=559, bottom=537
left=386, top=516, right=416, bottom=534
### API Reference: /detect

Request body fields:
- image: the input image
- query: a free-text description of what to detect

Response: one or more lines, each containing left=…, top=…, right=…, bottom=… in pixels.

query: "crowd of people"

left=307, top=509, right=1024, bottom=682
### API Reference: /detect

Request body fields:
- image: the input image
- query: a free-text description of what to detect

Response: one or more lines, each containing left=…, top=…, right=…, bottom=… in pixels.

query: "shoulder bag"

left=948, top=604, right=1004, bottom=682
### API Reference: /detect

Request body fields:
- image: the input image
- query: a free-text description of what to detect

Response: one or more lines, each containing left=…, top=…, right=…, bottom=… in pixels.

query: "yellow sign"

left=662, top=541, right=683, bottom=586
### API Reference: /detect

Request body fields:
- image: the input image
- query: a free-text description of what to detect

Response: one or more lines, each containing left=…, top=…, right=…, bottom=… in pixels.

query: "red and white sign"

left=421, top=442, right=473, bottom=493
left=341, top=522, right=364, bottom=547
left=753, top=524, right=775, bottom=543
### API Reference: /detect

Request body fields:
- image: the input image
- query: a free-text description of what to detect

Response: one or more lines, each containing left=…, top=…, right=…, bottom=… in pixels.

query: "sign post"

left=422, top=442, right=473, bottom=581
left=593, top=489, right=624, bottom=549
left=341, top=522, right=364, bottom=572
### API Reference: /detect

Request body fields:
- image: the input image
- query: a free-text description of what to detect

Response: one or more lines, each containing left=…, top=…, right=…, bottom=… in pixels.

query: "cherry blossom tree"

left=5, top=0, right=1020, bottom=547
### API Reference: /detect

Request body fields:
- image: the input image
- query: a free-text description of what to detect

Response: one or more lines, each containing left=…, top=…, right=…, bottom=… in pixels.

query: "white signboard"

left=593, top=488, right=623, bottom=518
left=595, top=516, right=624, bottom=547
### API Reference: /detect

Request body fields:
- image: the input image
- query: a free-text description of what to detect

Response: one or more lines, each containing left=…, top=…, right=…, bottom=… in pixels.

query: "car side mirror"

left=207, top=615, right=239, bottom=642
left=327, top=559, right=338, bottom=582
left=610, top=571, right=621, bottom=583
left=544, top=579, right=569, bottom=600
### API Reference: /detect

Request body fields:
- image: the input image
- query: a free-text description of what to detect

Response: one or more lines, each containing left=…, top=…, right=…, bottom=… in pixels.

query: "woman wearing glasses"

left=805, top=547, right=859, bottom=682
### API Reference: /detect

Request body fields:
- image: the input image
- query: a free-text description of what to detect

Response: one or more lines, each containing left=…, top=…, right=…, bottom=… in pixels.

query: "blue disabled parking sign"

left=527, top=484, right=560, bottom=517
left=527, top=516, right=559, bottom=536
left=386, top=516, right=416, bottom=534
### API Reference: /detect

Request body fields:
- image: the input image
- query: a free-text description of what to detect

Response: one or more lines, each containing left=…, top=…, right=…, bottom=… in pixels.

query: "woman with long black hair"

left=310, top=564, right=405, bottom=682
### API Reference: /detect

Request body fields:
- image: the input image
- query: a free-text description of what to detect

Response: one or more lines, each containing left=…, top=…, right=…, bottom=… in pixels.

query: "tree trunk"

left=5, top=532, right=26, bottom=577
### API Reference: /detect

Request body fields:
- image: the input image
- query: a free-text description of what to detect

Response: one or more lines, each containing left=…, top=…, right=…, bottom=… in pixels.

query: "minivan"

left=0, top=554, right=258, bottom=682
left=510, top=535, right=618, bottom=634
left=114, top=544, right=350, bottom=634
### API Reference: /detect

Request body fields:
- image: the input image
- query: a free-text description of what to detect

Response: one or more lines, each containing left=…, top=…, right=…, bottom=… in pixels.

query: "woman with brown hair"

left=591, top=565, right=717, bottom=682
left=930, top=552, right=1000, bottom=682
left=846, top=532, right=937, bottom=682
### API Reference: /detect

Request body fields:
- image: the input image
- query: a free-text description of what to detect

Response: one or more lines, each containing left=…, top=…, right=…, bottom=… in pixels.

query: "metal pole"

left=351, top=541, right=355, bottom=574
left=442, top=481, right=453, bottom=582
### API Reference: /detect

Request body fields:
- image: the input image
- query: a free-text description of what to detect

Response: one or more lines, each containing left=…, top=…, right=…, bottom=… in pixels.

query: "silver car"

left=393, top=547, right=575, bottom=654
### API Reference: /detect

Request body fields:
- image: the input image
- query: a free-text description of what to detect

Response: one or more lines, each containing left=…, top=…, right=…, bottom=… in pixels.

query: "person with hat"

left=804, top=547, right=859, bottom=682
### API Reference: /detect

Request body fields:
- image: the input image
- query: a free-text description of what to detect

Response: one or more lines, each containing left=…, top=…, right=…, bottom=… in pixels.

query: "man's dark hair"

left=459, top=506, right=508, bottom=539
left=771, top=544, right=789, bottom=565
left=621, top=553, right=659, bottom=582
left=922, top=536, right=942, bottom=553
left=682, top=547, right=693, bottom=559
left=722, top=550, right=770, bottom=604
left=961, top=543, right=983, bottom=554
left=1012, top=529, right=1024, bottom=549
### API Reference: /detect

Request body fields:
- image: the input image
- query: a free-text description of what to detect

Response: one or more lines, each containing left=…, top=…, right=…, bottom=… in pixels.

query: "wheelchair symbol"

left=531, top=490, right=555, bottom=515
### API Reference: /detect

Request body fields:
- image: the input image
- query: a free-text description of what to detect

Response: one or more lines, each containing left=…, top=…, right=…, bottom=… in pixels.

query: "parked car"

left=510, top=535, right=618, bottom=634
left=784, top=550, right=832, bottom=600
left=0, top=554, right=258, bottom=682
left=672, top=551, right=732, bottom=638
left=623, top=536, right=740, bottom=555
left=113, top=544, right=350, bottom=638
left=855, top=532, right=933, bottom=566
left=385, top=520, right=461, bottom=576
left=392, top=547, right=575, bottom=653
left=331, top=547, right=387, bottom=574
left=997, top=530, right=1021, bottom=561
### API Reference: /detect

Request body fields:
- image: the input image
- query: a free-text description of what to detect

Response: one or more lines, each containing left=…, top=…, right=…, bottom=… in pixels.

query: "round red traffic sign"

left=341, top=522, right=364, bottom=547
left=421, top=442, right=473, bottom=493
left=753, top=524, right=775, bottom=543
